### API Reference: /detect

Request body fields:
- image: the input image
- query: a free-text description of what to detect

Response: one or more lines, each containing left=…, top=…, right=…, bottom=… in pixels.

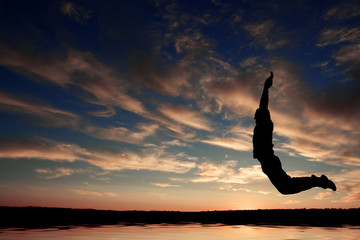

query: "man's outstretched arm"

left=259, top=72, right=273, bottom=109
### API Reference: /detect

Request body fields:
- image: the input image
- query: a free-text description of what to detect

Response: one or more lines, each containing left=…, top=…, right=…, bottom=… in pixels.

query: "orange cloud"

left=0, top=138, right=87, bottom=162
left=201, top=137, right=251, bottom=152
left=86, top=148, right=196, bottom=173
left=159, top=104, right=213, bottom=131
left=83, top=123, right=159, bottom=144
left=0, top=138, right=196, bottom=174
left=151, top=183, right=183, bottom=188
left=325, top=169, right=360, bottom=203
left=206, top=72, right=261, bottom=117
left=68, top=189, right=119, bottom=197
left=193, top=161, right=265, bottom=184
left=35, top=168, right=85, bottom=179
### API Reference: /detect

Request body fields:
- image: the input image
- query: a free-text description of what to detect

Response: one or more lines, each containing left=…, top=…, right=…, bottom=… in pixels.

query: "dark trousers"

left=259, top=155, right=319, bottom=195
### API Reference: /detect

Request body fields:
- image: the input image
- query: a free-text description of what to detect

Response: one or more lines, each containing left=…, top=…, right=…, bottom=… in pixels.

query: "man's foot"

left=319, top=175, right=336, bottom=191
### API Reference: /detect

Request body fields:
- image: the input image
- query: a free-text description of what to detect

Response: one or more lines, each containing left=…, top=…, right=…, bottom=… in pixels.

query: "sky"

left=0, top=0, right=360, bottom=211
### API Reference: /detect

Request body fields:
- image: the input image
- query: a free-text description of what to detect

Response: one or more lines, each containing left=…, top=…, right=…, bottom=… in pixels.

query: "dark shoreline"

left=1, top=206, right=360, bottom=229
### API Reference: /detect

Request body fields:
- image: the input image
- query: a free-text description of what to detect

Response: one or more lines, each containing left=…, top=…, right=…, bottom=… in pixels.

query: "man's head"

left=254, top=108, right=271, bottom=123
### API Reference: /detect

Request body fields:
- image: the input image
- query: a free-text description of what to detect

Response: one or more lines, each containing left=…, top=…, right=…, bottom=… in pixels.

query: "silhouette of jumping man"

left=253, top=72, right=336, bottom=194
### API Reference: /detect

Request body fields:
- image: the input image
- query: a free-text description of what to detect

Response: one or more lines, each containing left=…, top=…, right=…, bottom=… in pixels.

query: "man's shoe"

left=320, top=175, right=336, bottom=191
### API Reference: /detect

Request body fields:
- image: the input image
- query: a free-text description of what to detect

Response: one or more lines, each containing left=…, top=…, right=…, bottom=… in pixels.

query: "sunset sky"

left=1, top=0, right=360, bottom=211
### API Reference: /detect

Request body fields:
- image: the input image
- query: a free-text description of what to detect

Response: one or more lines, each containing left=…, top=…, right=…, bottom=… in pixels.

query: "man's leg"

left=261, top=156, right=336, bottom=195
left=267, top=173, right=336, bottom=195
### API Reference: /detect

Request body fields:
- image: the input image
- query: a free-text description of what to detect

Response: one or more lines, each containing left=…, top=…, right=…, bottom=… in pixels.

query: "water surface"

left=1, top=224, right=359, bottom=240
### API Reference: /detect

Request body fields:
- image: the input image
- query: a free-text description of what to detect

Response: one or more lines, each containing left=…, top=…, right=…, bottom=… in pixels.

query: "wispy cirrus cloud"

left=192, top=161, right=265, bottom=184
left=244, top=20, right=288, bottom=50
left=324, top=2, right=360, bottom=20
left=174, top=33, right=213, bottom=54
left=163, top=139, right=189, bottom=147
left=69, top=189, right=119, bottom=198
left=202, top=124, right=253, bottom=152
left=151, top=182, right=183, bottom=188
left=65, top=50, right=148, bottom=115
left=0, top=44, right=216, bottom=143
left=147, top=113, right=198, bottom=141
left=218, top=185, right=270, bottom=195
left=206, top=73, right=259, bottom=117
left=279, top=128, right=360, bottom=166
left=201, top=137, right=251, bottom=152
left=176, top=152, right=198, bottom=161
left=83, top=122, right=159, bottom=144
left=0, top=91, right=80, bottom=127
left=86, top=147, right=196, bottom=173
left=324, top=169, right=360, bottom=203
left=0, top=46, right=148, bottom=116
left=314, top=192, right=334, bottom=200
left=0, top=90, right=158, bottom=145
left=0, top=45, right=70, bottom=85
left=158, top=104, right=213, bottom=131
left=129, top=51, right=192, bottom=96
left=317, top=27, right=360, bottom=47
left=240, top=57, right=259, bottom=69
left=61, top=1, right=92, bottom=24
left=35, top=168, right=85, bottom=179
left=316, top=25, right=360, bottom=83
left=334, top=43, right=360, bottom=77
left=128, top=33, right=217, bottom=99
left=0, top=138, right=196, bottom=174
left=0, top=138, right=87, bottom=162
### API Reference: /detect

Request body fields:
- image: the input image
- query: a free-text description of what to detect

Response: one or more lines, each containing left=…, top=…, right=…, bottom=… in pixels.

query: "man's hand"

left=265, top=71, right=273, bottom=89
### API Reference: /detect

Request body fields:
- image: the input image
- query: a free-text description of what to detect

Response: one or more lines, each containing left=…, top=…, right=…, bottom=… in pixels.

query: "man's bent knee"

left=275, top=185, right=295, bottom=195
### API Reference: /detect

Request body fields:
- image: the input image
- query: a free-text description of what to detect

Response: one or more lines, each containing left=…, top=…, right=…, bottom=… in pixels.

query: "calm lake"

left=1, top=224, right=359, bottom=240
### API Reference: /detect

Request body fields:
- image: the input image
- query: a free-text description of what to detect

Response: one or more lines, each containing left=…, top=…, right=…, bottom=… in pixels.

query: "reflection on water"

left=1, top=224, right=360, bottom=240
